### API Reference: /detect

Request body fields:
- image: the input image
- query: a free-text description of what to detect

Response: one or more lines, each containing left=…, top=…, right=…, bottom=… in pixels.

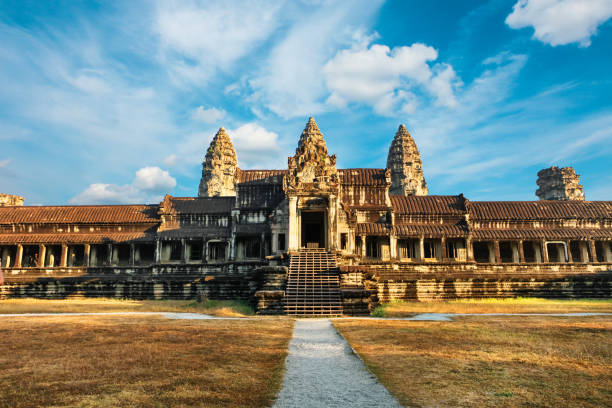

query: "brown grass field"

left=335, top=316, right=612, bottom=407
left=0, top=315, right=293, bottom=408
left=0, top=298, right=254, bottom=317
left=377, top=297, right=612, bottom=316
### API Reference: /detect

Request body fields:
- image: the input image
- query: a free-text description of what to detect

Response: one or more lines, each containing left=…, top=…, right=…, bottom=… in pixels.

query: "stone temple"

left=0, top=118, right=610, bottom=314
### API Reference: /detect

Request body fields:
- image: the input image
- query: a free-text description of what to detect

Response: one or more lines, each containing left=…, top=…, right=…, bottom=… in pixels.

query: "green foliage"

left=494, top=392, right=514, bottom=398
left=371, top=304, right=387, bottom=317
left=185, top=299, right=255, bottom=315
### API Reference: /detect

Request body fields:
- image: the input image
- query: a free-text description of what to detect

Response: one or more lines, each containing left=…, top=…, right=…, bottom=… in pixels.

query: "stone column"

left=604, top=241, right=612, bottom=262
left=541, top=240, right=549, bottom=263
left=566, top=241, right=573, bottom=263
left=534, top=241, right=542, bottom=263
left=361, top=235, right=367, bottom=257
left=84, top=244, right=91, bottom=267
left=511, top=242, right=520, bottom=263
left=328, top=195, right=337, bottom=250
left=181, top=239, right=187, bottom=263
left=419, top=237, right=425, bottom=261
left=107, top=244, right=114, bottom=266
left=589, top=240, right=597, bottom=262
left=493, top=241, right=500, bottom=264
left=15, top=244, right=23, bottom=268
left=518, top=240, right=525, bottom=263
left=130, top=244, right=136, bottom=266
left=1, top=247, right=9, bottom=268
left=38, top=244, right=46, bottom=268
left=260, top=232, right=266, bottom=259
left=440, top=237, right=446, bottom=262
left=466, top=237, right=474, bottom=261
left=288, top=196, right=298, bottom=251
left=202, top=240, right=207, bottom=263
left=60, top=244, right=68, bottom=267
left=271, top=231, right=278, bottom=254
left=389, top=235, right=397, bottom=260
left=155, top=240, right=162, bottom=263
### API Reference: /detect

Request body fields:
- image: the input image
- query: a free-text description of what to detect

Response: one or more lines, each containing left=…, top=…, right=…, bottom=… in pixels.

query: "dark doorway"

left=301, top=211, right=325, bottom=249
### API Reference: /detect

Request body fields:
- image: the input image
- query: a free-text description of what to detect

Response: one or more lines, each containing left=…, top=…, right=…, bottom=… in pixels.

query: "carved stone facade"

left=0, top=118, right=610, bottom=310
left=536, top=166, right=585, bottom=201
left=198, top=127, right=238, bottom=197
left=386, top=124, right=428, bottom=196
left=0, top=194, right=24, bottom=206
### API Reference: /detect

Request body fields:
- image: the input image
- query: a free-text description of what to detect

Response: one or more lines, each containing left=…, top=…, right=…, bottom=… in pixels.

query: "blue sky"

left=0, top=0, right=611, bottom=205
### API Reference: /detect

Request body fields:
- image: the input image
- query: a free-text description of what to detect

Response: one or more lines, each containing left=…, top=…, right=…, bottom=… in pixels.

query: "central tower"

left=284, top=117, right=339, bottom=251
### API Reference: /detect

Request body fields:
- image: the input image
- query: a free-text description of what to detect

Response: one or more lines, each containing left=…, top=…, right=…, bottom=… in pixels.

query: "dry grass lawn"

left=379, top=297, right=612, bottom=316
left=0, top=315, right=293, bottom=408
left=0, top=298, right=254, bottom=317
left=335, top=316, right=612, bottom=407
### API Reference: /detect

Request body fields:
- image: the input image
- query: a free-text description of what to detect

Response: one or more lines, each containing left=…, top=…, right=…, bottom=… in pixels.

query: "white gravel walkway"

left=273, top=319, right=402, bottom=408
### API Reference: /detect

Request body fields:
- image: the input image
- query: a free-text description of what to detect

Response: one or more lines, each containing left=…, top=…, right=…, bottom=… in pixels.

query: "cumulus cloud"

left=230, top=123, right=283, bottom=169
left=156, top=1, right=283, bottom=84
left=163, top=154, right=179, bottom=167
left=192, top=106, right=226, bottom=123
left=0, top=158, right=11, bottom=168
left=71, top=166, right=176, bottom=204
left=324, top=42, right=460, bottom=115
left=506, top=0, right=612, bottom=47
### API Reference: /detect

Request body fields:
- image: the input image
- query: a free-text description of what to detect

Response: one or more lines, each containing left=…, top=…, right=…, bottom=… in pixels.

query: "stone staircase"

left=284, top=249, right=343, bottom=316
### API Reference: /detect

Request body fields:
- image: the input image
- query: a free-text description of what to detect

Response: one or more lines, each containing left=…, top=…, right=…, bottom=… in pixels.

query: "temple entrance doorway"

left=301, top=211, right=326, bottom=249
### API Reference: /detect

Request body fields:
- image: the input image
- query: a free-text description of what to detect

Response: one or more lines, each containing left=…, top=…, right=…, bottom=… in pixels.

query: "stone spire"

left=285, top=117, right=338, bottom=191
left=386, top=124, right=428, bottom=196
left=536, top=166, right=584, bottom=201
left=198, top=127, right=238, bottom=197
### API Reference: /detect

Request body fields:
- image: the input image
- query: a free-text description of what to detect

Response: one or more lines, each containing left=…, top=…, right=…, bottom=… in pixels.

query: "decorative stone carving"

left=284, top=117, right=339, bottom=194
left=0, top=194, right=24, bottom=206
left=536, top=166, right=585, bottom=201
left=386, top=124, right=428, bottom=196
left=198, top=127, right=238, bottom=197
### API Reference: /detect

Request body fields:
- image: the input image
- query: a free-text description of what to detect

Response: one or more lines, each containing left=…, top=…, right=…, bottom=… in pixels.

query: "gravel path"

left=273, top=319, right=402, bottom=408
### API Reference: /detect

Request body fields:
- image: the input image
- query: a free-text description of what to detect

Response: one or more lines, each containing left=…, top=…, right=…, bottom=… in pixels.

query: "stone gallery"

left=0, top=118, right=610, bottom=314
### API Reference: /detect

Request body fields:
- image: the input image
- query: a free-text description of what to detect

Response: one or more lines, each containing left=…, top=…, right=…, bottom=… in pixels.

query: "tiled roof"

left=469, top=201, right=612, bottom=220
left=339, top=168, right=388, bottom=186
left=0, top=205, right=159, bottom=225
left=355, top=223, right=392, bottom=235
left=394, top=224, right=468, bottom=237
left=236, top=169, right=286, bottom=184
left=472, top=228, right=612, bottom=240
left=391, top=195, right=466, bottom=215
left=169, top=197, right=234, bottom=214
left=0, top=232, right=154, bottom=244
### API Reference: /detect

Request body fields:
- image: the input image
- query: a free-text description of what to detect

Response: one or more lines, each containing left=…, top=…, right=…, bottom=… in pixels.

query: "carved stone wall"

left=386, top=125, right=428, bottom=196
left=198, top=127, right=238, bottom=197
left=0, top=194, right=24, bottom=206
left=536, top=166, right=584, bottom=201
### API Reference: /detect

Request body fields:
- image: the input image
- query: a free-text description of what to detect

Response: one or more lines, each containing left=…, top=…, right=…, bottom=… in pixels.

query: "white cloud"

left=324, top=41, right=460, bottom=115
left=163, top=154, right=179, bottom=167
left=230, top=123, right=283, bottom=169
left=246, top=1, right=384, bottom=118
left=71, top=166, right=176, bottom=204
left=132, top=166, right=177, bottom=193
left=192, top=106, right=226, bottom=123
left=506, top=0, right=612, bottom=47
left=155, top=1, right=283, bottom=84
left=0, top=158, right=11, bottom=168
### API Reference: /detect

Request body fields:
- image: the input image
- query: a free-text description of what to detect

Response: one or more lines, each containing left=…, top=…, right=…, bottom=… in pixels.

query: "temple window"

left=187, top=239, right=204, bottom=262
left=546, top=242, right=567, bottom=263
left=366, top=237, right=379, bottom=259
left=22, top=245, right=39, bottom=267
left=89, top=244, right=109, bottom=266
left=113, top=244, right=131, bottom=266
left=398, top=239, right=418, bottom=260
left=208, top=241, right=227, bottom=262
left=569, top=241, right=583, bottom=262
left=135, top=244, right=155, bottom=265
left=67, top=245, right=85, bottom=267
left=473, top=242, right=490, bottom=263
left=340, top=233, right=347, bottom=251
left=0, top=245, right=17, bottom=268
left=423, top=239, right=439, bottom=260
left=161, top=241, right=182, bottom=262
left=237, top=237, right=260, bottom=260
left=499, top=241, right=514, bottom=263
left=278, top=234, right=286, bottom=252
left=445, top=239, right=466, bottom=261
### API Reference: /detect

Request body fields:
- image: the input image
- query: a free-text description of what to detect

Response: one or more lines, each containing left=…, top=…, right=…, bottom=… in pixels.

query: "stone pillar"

left=260, top=232, right=266, bottom=259
left=38, top=244, right=46, bottom=268
left=541, top=240, right=549, bottom=263
left=328, top=195, right=337, bottom=250
left=511, top=242, right=520, bottom=263
left=181, top=239, right=187, bottom=263
left=440, top=237, right=446, bottom=262
left=361, top=235, right=367, bottom=257
left=15, top=244, right=23, bottom=268
left=271, top=231, right=278, bottom=254
left=493, top=241, right=500, bottom=264
left=604, top=241, right=612, bottom=262
left=84, top=244, right=91, bottom=267
left=534, top=241, right=542, bottom=263
left=60, top=244, right=68, bottom=267
left=419, top=237, right=425, bottom=261
left=107, top=244, right=114, bottom=266
left=566, top=241, right=573, bottom=263
left=390, top=235, right=397, bottom=259
left=202, top=240, right=207, bottom=263
left=288, top=196, right=298, bottom=251
left=466, top=237, right=474, bottom=261
left=589, top=240, right=597, bottom=262
left=518, top=240, right=525, bottom=263
left=1, top=247, right=9, bottom=268
left=155, top=240, right=162, bottom=263
left=130, top=244, right=136, bottom=266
